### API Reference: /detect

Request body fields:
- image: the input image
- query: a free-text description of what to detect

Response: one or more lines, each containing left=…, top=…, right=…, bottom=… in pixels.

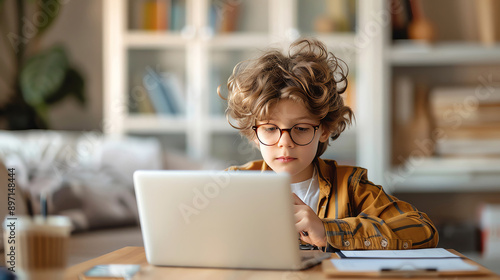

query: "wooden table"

left=64, top=247, right=500, bottom=280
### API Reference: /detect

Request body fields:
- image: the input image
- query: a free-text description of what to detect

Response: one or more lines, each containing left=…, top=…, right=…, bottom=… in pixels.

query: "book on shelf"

left=430, top=87, right=500, bottom=107
left=129, top=0, right=186, bottom=31
left=142, top=68, right=185, bottom=116
left=129, top=71, right=156, bottom=114
left=430, top=87, right=500, bottom=127
left=435, top=139, right=500, bottom=157
left=143, top=0, right=170, bottom=30
left=133, top=85, right=156, bottom=114
left=438, top=125, right=500, bottom=139
left=170, top=0, right=186, bottom=32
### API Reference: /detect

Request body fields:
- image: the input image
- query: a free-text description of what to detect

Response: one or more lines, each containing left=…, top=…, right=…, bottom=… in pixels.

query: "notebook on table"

left=133, top=170, right=330, bottom=270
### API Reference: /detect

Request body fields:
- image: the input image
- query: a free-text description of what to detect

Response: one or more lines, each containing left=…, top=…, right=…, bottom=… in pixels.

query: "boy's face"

left=255, top=99, right=330, bottom=183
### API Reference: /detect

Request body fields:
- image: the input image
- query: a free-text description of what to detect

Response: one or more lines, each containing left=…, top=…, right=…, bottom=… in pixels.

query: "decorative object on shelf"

left=392, top=79, right=435, bottom=165
left=209, top=0, right=241, bottom=34
left=0, top=0, right=86, bottom=130
left=479, top=204, right=500, bottom=258
left=410, top=84, right=435, bottom=156
left=314, top=15, right=335, bottom=33
left=407, top=0, right=435, bottom=43
left=314, top=0, right=355, bottom=33
left=390, top=0, right=412, bottom=40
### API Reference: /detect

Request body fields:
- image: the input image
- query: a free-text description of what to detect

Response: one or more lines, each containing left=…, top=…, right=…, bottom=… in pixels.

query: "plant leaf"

left=20, top=46, right=68, bottom=106
left=36, top=0, right=61, bottom=38
left=45, top=67, right=85, bottom=105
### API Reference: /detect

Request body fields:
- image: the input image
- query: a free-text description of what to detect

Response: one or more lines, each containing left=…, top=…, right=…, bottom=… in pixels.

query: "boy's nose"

left=278, top=130, right=295, bottom=147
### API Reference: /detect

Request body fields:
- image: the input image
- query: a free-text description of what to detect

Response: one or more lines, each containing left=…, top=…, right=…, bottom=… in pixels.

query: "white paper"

left=339, top=248, right=460, bottom=259
left=330, top=258, right=478, bottom=272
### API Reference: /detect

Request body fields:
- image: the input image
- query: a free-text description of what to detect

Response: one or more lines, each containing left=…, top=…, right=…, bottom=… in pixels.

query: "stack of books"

left=129, top=0, right=186, bottom=32
left=429, top=87, right=500, bottom=157
left=129, top=67, right=185, bottom=116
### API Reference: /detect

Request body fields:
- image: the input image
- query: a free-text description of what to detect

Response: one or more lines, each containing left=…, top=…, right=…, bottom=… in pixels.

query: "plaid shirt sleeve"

left=321, top=167, right=439, bottom=251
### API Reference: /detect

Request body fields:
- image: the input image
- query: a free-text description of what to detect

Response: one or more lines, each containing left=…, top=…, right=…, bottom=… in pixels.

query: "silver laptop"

left=133, top=170, right=331, bottom=270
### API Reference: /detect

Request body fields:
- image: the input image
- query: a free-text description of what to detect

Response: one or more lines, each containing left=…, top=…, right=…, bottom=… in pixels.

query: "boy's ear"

left=319, top=128, right=332, bottom=143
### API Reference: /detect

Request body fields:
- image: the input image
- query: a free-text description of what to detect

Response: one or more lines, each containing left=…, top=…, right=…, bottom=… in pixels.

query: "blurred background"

left=0, top=0, right=500, bottom=271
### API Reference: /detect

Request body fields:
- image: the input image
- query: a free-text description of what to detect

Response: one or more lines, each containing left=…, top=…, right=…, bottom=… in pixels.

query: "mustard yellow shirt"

left=227, top=158, right=439, bottom=251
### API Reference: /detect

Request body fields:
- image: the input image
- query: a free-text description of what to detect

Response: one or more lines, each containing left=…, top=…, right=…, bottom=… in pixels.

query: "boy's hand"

left=292, top=193, right=327, bottom=247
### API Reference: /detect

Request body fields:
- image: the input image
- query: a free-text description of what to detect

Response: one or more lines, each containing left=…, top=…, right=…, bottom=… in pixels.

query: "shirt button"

left=403, top=242, right=409, bottom=249
left=381, top=238, right=388, bottom=248
left=364, top=240, right=371, bottom=247
left=343, top=240, right=350, bottom=247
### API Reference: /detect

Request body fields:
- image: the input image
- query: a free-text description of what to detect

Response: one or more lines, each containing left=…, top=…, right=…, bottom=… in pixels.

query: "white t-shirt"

left=290, top=171, right=320, bottom=214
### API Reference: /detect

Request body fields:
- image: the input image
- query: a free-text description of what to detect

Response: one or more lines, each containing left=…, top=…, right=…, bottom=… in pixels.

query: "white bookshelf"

left=375, top=1, right=500, bottom=192
left=103, top=0, right=362, bottom=165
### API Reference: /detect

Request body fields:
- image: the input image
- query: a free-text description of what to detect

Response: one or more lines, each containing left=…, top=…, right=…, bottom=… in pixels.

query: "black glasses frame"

left=252, top=123, right=320, bottom=146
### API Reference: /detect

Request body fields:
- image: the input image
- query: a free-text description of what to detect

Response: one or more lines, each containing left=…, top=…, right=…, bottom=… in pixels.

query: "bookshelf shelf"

left=124, top=115, right=188, bottom=133
left=390, top=42, right=500, bottom=66
left=125, top=32, right=190, bottom=48
left=207, top=33, right=271, bottom=49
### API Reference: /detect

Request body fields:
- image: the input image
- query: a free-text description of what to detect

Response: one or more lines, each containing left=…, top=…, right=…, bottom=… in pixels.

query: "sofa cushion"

left=0, top=130, right=162, bottom=232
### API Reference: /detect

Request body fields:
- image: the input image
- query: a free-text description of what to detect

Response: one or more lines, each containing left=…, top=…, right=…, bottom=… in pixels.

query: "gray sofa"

left=0, top=130, right=223, bottom=266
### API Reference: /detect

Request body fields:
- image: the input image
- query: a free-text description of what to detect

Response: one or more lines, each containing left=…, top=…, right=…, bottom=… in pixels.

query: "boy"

left=221, top=38, right=438, bottom=251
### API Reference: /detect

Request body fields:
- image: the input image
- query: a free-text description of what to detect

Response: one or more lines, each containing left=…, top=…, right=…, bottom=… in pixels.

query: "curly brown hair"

left=219, top=38, right=354, bottom=157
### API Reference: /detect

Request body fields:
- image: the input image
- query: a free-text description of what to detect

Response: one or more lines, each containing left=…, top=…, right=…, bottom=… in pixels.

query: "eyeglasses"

left=252, top=123, right=320, bottom=146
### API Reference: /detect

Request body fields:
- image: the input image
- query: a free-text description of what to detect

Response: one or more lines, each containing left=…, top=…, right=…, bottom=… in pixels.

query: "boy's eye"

left=262, top=125, right=278, bottom=133
left=293, top=126, right=310, bottom=133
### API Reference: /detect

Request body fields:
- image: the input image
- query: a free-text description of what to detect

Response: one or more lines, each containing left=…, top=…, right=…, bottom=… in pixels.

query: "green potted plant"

left=0, top=0, right=85, bottom=129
